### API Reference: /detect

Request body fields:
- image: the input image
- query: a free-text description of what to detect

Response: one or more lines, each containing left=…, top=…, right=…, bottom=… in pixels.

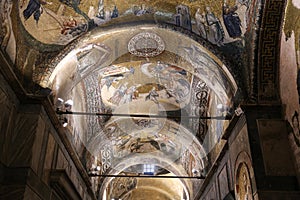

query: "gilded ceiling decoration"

left=2, top=0, right=294, bottom=199
left=0, top=0, right=297, bottom=199
left=46, top=26, right=236, bottom=199
left=128, top=32, right=165, bottom=57
left=17, top=0, right=250, bottom=45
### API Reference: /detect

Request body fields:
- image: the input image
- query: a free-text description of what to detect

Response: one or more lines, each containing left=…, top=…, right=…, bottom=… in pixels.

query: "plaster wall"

left=280, top=20, right=300, bottom=189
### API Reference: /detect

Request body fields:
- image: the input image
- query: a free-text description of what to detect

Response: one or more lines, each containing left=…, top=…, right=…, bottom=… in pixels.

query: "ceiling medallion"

left=128, top=32, right=165, bottom=57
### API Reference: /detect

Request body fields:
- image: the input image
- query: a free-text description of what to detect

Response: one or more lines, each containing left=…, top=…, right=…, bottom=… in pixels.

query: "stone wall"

left=0, top=60, right=95, bottom=199
left=199, top=105, right=300, bottom=200
left=198, top=115, right=253, bottom=200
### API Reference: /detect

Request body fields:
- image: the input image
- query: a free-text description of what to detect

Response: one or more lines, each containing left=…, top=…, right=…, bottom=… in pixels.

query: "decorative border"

left=128, top=32, right=165, bottom=57
left=257, top=0, right=285, bottom=103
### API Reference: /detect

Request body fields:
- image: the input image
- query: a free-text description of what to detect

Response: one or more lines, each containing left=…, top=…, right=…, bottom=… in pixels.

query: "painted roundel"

left=128, top=32, right=165, bottom=57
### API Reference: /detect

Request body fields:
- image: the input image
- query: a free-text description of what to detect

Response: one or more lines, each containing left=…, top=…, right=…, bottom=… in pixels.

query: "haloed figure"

left=195, top=8, right=207, bottom=39
left=23, top=0, right=52, bottom=24
left=205, top=6, right=224, bottom=46
left=223, top=2, right=242, bottom=38
left=145, top=87, right=159, bottom=104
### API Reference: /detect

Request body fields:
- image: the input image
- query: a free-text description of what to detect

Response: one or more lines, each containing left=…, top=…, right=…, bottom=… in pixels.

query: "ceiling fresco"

left=49, top=26, right=234, bottom=199
left=1, top=0, right=283, bottom=199
left=18, top=0, right=251, bottom=45
left=99, top=153, right=193, bottom=199
left=41, top=24, right=238, bottom=199
left=47, top=26, right=237, bottom=104
left=99, top=61, right=191, bottom=109
left=0, top=0, right=297, bottom=199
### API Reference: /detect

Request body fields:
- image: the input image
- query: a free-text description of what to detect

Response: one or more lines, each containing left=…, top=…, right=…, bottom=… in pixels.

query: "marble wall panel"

left=257, top=119, right=296, bottom=176
left=31, top=116, right=46, bottom=174
left=0, top=87, right=13, bottom=164
left=42, top=133, right=56, bottom=184
left=0, top=74, right=18, bottom=165
left=2, top=111, right=38, bottom=167
left=24, top=185, right=42, bottom=200
left=218, top=164, right=230, bottom=199
left=206, top=182, right=218, bottom=200
left=0, top=184, right=25, bottom=199
left=55, top=148, right=69, bottom=170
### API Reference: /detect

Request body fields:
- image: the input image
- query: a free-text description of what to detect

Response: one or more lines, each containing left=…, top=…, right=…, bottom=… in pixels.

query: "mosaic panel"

left=258, top=0, right=285, bottom=103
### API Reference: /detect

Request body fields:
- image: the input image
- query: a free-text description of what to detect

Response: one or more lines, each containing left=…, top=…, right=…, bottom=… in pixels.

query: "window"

left=143, top=164, right=155, bottom=175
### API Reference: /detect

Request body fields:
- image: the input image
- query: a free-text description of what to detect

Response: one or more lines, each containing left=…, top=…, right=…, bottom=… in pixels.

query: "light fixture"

left=234, top=107, right=244, bottom=116
left=64, top=99, right=73, bottom=111
left=57, top=98, right=64, bottom=103
left=192, top=168, right=199, bottom=175
left=55, top=98, right=64, bottom=108
left=62, top=117, right=68, bottom=127
left=216, top=104, right=233, bottom=120
left=55, top=99, right=73, bottom=127
left=217, top=104, right=229, bottom=112
left=217, top=104, right=223, bottom=110
left=65, top=99, right=73, bottom=106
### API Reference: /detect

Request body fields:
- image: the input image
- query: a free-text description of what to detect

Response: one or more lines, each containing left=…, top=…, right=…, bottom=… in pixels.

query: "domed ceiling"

left=49, top=25, right=237, bottom=200
left=1, top=0, right=266, bottom=199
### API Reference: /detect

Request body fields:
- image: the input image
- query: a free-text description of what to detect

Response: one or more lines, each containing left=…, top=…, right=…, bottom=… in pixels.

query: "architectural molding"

left=257, top=0, right=286, bottom=103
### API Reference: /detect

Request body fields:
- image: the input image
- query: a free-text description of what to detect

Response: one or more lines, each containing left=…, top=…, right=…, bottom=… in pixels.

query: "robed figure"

left=205, top=6, right=224, bottom=46
left=223, top=4, right=242, bottom=38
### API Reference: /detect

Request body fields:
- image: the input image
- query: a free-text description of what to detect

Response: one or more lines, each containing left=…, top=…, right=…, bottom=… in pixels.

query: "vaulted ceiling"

left=1, top=0, right=298, bottom=199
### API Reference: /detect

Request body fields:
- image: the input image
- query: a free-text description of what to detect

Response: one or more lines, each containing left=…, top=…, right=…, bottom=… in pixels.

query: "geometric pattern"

left=257, top=0, right=285, bottom=103
left=128, top=32, right=165, bottom=57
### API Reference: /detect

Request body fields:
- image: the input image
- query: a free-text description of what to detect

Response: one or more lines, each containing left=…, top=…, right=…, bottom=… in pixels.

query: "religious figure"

left=134, top=4, right=151, bottom=16
left=205, top=6, right=224, bottom=46
left=236, top=163, right=253, bottom=200
left=109, top=83, right=128, bottom=105
left=181, top=6, right=192, bottom=31
left=238, top=0, right=250, bottom=8
left=195, top=8, right=207, bottom=39
left=23, top=0, right=52, bottom=24
left=1, top=0, right=15, bottom=63
left=145, top=87, right=159, bottom=104
left=111, top=5, right=119, bottom=18
left=223, top=2, right=242, bottom=38
left=291, top=111, right=300, bottom=147
left=175, top=5, right=192, bottom=31
left=61, top=17, right=77, bottom=35
left=119, top=85, right=137, bottom=104
left=59, top=0, right=89, bottom=21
